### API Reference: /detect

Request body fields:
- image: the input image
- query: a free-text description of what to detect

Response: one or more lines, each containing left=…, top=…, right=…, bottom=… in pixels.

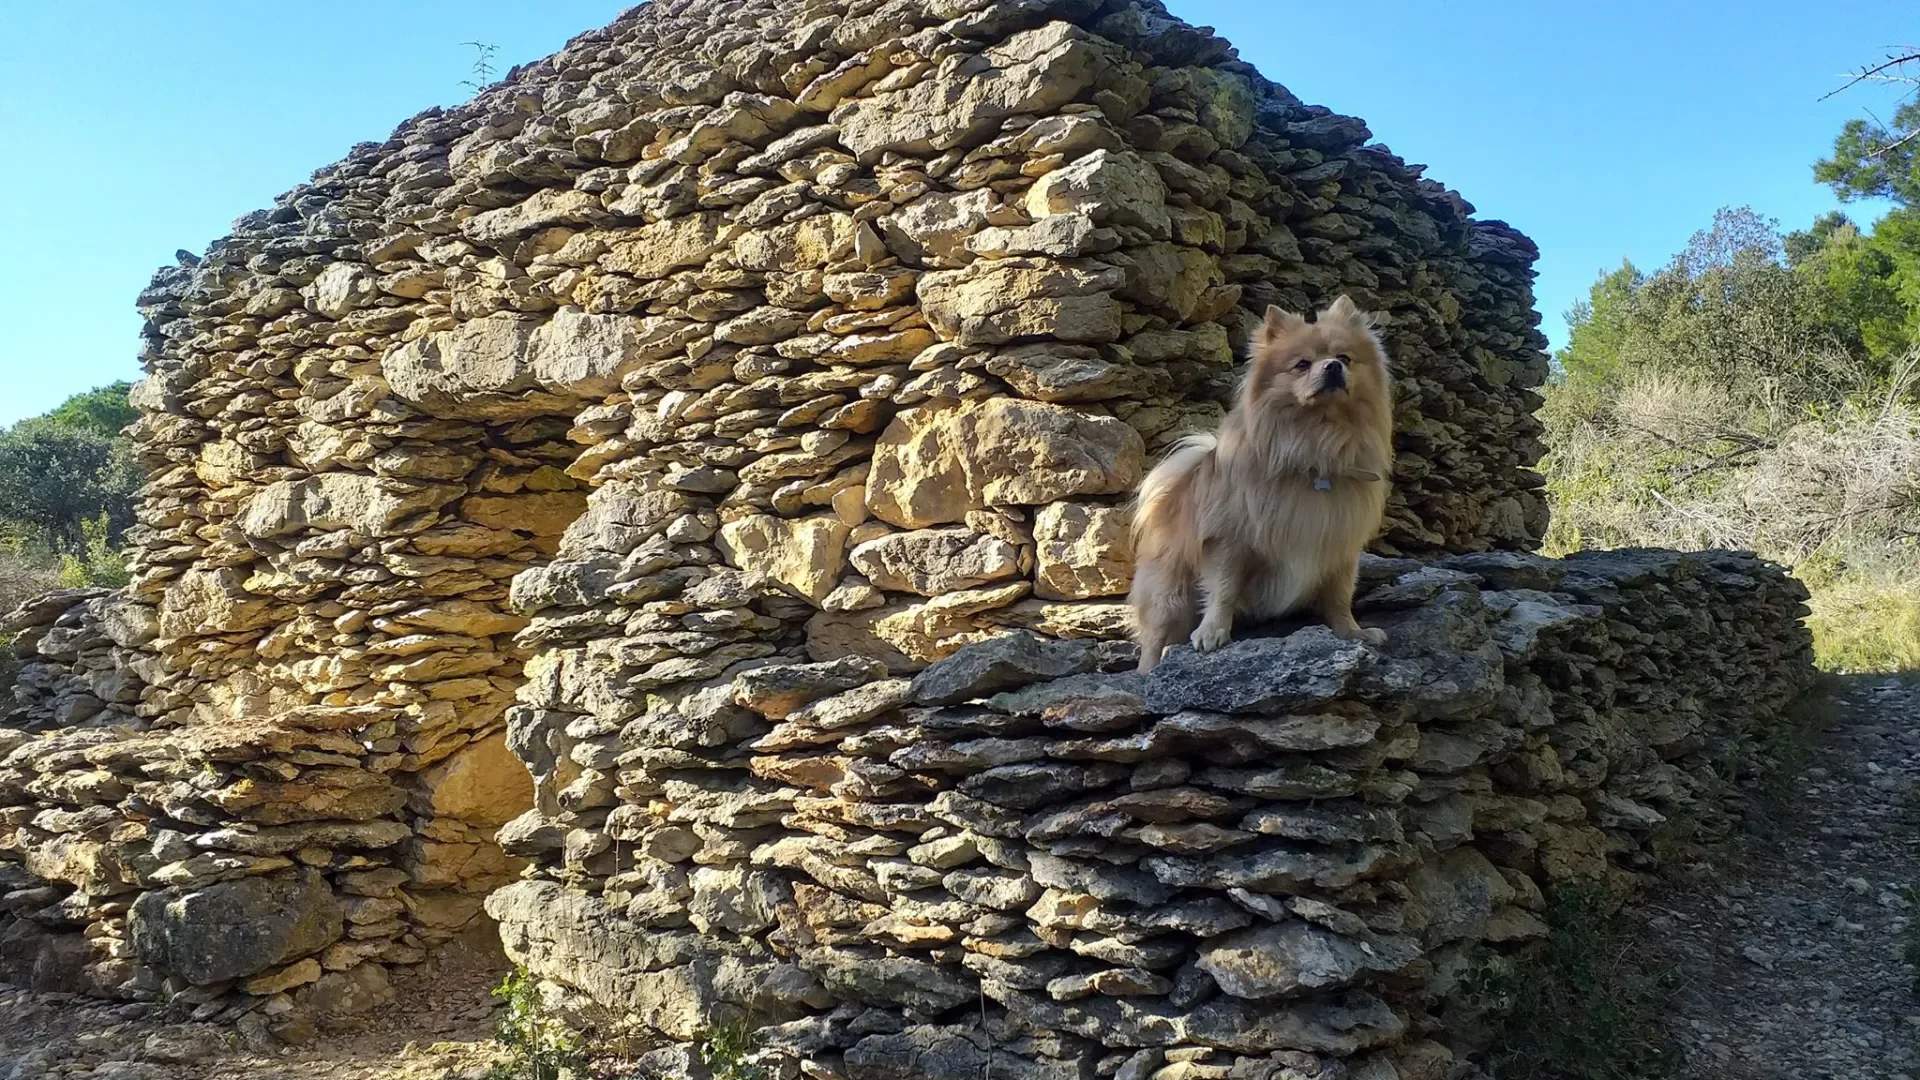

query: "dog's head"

left=1248, top=295, right=1390, bottom=409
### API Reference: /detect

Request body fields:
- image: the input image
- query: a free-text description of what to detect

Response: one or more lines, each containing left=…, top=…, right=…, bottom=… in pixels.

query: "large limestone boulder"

left=240, top=473, right=461, bottom=541
left=718, top=514, right=852, bottom=603
left=418, top=734, right=534, bottom=827
left=867, top=398, right=1143, bottom=528
left=602, top=211, right=732, bottom=276
left=831, top=23, right=1109, bottom=161
left=306, top=262, right=376, bottom=319
left=20, top=833, right=132, bottom=896
left=158, top=567, right=275, bottom=637
left=1033, top=502, right=1132, bottom=600
left=129, top=868, right=343, bottom=986
left=1198, top=921, right=1422, bottom=999
left=918, top=258, right=1126, bottom=345
left=1023, top=148, right=1172, bottom=239
left=527, top=308, right=681, bottom=397
left=383, top=312, right=543, bottom=411
left=849, top=528, right=1022, bottom=596
left=462, top=188, right=606, bottom=244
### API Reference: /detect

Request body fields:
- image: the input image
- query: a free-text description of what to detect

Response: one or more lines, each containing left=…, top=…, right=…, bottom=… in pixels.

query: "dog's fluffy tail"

left=1131, top=433, right=1215, bottom=549
left=1130, top=434, right=1213, bottom=671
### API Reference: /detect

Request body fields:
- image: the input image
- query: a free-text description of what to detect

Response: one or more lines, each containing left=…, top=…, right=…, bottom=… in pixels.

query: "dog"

left=1129, top=295, right=1395, bottom=674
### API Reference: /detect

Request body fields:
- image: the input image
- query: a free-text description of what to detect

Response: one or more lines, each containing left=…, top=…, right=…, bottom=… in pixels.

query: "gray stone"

left=832, top=24, right=1107, bottom=161
left=1029, top=852, right=1173, bottom=906
left=128, top=868, right=342, bottom=986
left=1144, top=628, right=1375, bottom=714
left=1182, top=990, right=1406, bottom=1054
left=1143, top=844, right=1398, bottom=894
left=802, top=948, right=975, bottom=1015
left=1198, top=920, right=1422, bottom=998
left=1240, top=802, right=1405, bottom=844
left=732, top=656, right=889, bottom=719
left=943, top=868, right=1042, bottom=911
left=958, top=762, right=1126, bottom=810
left=846, top=1025, right=1092, bottom=1080
left=985, top=671, right=1147, bottom=731
left=912, top=632, right=1097, bottom=706
left=850, top=528, right=1023, bottom=596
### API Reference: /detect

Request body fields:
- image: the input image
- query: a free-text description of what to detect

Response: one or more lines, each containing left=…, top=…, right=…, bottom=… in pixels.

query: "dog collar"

left=1310, top=467, right=1385, bottom=491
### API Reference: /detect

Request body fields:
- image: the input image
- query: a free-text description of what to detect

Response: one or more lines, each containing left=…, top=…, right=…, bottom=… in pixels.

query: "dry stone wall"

left=0, top=0, right=1812, bottom=1070
left=484, top=549, right=1812, bottom=1078
left=1, top=590, right=149, bottom=734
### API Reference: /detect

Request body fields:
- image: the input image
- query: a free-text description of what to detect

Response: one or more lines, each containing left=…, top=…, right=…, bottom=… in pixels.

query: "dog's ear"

left=1325, top=294, right=1383, bottom=331
left=1261, top=305, right=1306, bottom=341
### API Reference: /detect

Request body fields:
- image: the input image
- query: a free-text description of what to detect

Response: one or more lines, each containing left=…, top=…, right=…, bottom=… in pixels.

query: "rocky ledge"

left=481, top=548, right=1814, bottom=1079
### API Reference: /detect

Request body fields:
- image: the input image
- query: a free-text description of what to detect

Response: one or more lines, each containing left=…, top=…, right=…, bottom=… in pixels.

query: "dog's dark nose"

left=1317, top=359, right=1348, bottom=393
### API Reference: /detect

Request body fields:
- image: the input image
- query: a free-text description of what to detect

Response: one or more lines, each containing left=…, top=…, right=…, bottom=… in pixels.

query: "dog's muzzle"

left=1314, top=360, right=1348, bottom=395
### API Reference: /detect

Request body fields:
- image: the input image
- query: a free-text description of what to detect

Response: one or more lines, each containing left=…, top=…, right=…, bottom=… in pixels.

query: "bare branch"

left=1820, top=48, right=1920, bottom=101
left=1872, top=124, right=1920, bottom=160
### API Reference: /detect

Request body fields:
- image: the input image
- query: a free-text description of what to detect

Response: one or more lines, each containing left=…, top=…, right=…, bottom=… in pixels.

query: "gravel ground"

left=1645, top=674, right=1920, bottom=1079
left=0, top=930, right=508, bottom=1080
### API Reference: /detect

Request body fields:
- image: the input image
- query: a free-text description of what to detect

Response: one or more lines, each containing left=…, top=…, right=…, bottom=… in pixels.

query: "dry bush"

left=1543, top=363, right=1920, bottom=672
left=0, top=543, right=61, bottom=617
left=0, top=543, right=63, bottom=699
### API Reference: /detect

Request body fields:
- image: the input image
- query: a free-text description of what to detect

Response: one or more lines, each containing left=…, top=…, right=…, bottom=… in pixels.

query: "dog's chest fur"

left=1200, top=421, right=1387, bottom=617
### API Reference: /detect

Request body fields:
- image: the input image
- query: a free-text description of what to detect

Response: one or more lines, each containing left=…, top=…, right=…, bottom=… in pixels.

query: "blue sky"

left=0, top=0, right=1910, bottom=426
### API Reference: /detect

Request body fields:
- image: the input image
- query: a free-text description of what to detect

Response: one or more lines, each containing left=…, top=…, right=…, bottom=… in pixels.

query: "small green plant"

left=1459, top=883, right=1678, bottom=1080
left=56, top=513, right=129, bottom=589
left=698, top=1021, right=768, bottom=1080
left=486, top=968, right=590, bottom=1080
left=461, top=41, right=501, bottom=93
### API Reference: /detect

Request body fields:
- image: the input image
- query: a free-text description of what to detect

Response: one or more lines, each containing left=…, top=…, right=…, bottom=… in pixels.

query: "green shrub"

left=698, top=1021, right=768, bottom=1080
left=0, top=542, right=61, bottom=705
left=1460, top=884, right=1678, bottom=1080
left=485, top=968, right=590, bottom=1080
left=1799, top=550, right=1920, bottom=673
left=56, top=513, right=130, bottom=589
left=0, top=541, right=61, bottom=615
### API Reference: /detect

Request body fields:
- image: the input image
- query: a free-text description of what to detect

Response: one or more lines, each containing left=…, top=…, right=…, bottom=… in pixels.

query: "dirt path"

left=0, top=931, right=506, bottom=1080
left=1644, top=674, right=1920, bottom=1079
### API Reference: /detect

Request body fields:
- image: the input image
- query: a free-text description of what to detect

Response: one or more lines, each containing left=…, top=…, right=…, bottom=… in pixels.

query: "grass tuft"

left=1461, top=883, right=1679, bottom=1080
left=698, top=1021, right=769, bottom=1080
left=484, top=968, right=590, bottom=1080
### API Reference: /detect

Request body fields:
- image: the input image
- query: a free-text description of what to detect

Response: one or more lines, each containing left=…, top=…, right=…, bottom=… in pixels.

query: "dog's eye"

left=1334, top=354, right=1350, bottom=364
left=1293, top=358, right=1312, bottom=371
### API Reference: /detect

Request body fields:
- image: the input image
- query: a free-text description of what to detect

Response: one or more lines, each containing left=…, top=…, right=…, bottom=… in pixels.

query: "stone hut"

left=1, top=0, right=1813, bottom=1075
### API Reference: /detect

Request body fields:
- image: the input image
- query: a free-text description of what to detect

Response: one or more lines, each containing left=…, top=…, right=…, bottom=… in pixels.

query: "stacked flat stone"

left=488, top=549, right=1813, bottom=1078
left=0, top=604, right=524, bottom=1034
left=0, top=0, right=1808, bottom=1069
left=1, top=590, right=148, bottom=734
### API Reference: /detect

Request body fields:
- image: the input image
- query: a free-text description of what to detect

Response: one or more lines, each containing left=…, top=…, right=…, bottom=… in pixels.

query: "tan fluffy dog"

left=1129, top=295, right=1394, bottom=673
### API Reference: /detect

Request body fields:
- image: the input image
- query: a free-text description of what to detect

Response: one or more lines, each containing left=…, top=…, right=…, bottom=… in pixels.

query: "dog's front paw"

left=1332, top=623, right=1388, bottom=647
left=1191, top=624, right=1233, bottom=653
